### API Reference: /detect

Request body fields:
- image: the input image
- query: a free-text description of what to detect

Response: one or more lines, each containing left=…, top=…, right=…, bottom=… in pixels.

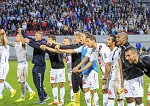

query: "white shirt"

left=90, top=43, right=110, bottom=67
left=0, top=45, right=9, bottom=64
left=109, top=47, right=121, bottom=80
left=15, top=42, right=27, bottom=62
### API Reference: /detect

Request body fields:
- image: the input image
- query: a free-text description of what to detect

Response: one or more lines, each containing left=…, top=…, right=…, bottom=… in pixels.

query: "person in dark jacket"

left=125, top=46, right=150, bottom=106
left=41, top=35, right=65, bottom=106
left=22, top=30, right=50, bottom=104
left=41, top=32, right=82, bottom=106
left=116, top=32, right=144, bottom=106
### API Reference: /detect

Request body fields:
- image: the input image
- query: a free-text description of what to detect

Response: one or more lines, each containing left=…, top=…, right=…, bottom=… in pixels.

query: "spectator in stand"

left=0, top=0, right=149, bottom=36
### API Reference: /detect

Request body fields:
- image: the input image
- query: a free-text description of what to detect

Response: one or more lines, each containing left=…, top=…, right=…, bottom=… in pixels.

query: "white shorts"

left=50, top=68, right=66, bottom=83
left=0, top=63, right=9, bottom=80
left=82, top=70, right=99, bottom=90
left=17, top=63, right=28, bottom=83
left=68, top=71, right=72, bottom=86
left=124, top=76, right=144, bottom=98
left=108, top=80, right=125, bottom=99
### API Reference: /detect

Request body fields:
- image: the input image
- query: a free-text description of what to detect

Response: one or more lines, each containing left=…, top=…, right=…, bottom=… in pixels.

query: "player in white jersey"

left=103, top=35, right=124, bottom=106
left=4, top=29, right=35, bottom=102
left=0, top=29, right=16, bottom=99
left=73, top=33, right=99, bottom=106
left=74, top=34, right=110, bottom=106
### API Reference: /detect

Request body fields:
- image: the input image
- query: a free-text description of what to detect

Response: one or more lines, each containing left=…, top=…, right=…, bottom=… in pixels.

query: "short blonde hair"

left=74, top=31, right=82, bottom=38
left=36, top=31, right=44, bottom=37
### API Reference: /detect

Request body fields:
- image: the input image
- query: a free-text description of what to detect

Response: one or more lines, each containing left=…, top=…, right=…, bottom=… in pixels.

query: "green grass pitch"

left=0, top=59, right=149, bottom=106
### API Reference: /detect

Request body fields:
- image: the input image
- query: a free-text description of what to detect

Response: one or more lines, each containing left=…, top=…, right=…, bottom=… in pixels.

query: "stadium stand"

left=0, top=0, right=149, bottom=36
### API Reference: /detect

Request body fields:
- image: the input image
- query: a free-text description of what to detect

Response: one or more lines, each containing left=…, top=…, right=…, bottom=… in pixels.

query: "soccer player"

left=57, top=32, right=99, bottom=106
left=0, top=29, right=16, bottom=99
left=124, top=46, right=150, bottom=106
left=116, top=32, right=144, bottom=106
left=62, top=37, right=74, bottom=103
left=42, top=32, right=82, bottom=106
left=74, top=34, right=110, bottom=106
left=22, top=30, right=50, bottom=104
left=103, top=35, right=124, bottom=106
left=4, top=29, right=36, bottom=102
left=41, top=35, right=66, bottom=105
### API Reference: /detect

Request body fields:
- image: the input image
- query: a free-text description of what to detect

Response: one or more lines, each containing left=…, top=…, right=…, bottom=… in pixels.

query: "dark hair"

left=110, top=34, right=116, bottom=42
left=109, top=34, right=117, bottom=45
left=125, top=46, right=138, bottom=53
left=48, top=35, right=56, bottom=41
left=86, top=34, right=96, bottom=42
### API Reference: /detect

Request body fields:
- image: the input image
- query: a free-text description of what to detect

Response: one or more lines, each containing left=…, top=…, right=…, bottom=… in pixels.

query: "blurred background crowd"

left=0, top=0, right=149, bottom=36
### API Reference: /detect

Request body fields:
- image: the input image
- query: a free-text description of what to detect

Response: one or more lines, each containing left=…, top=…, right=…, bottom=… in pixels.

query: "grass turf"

left=0, top=59, right=149, bottom=106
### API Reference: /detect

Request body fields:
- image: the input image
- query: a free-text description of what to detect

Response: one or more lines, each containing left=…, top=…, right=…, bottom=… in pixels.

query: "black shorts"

left=72, top=72, right=83, bottom=93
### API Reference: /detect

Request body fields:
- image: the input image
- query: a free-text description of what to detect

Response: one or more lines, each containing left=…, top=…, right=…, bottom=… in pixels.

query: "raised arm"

left=21, top=29, right=34, bottom=42
left=0, top=29, right=15, bottom=47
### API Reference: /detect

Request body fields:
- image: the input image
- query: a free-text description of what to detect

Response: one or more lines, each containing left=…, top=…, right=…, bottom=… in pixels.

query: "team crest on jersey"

left=108, top=90, right=112, bottom=94
left=82, top=81, right=86, bottom=85
left=50, top=76, right=54, bottom=80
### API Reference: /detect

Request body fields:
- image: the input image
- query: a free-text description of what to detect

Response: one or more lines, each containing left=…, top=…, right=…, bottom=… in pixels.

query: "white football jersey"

left=90, top=43, right=110, bottom=67
left=109, top=47, right=121, bottom=80
left=0, top=45, right=9, bottom=63
left=15, top=42, right=27, bottom=62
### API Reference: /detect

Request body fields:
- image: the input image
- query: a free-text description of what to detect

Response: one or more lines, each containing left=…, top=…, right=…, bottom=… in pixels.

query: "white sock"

left=127, top=102, right=135, bottom=106
left=117, top=100, right=124, bottom=106
left=21, top=82, right=26, bottom=98
left=70, top=88, right=74, bottom=102
left=93, top=92, right=99, bottom=106
left=25, top=82, right=33, bottom=93
left=52, top=87, right=58, bottom=102
left=137, top=103, right=144, bottom=106
left=108, top=99, right=115, bottom=106
left=84, top=91, right=91, bottom=106
left=0, top=83, right=4, bottom=97
left=103, top=93, right=108, bottom=106
left=4, top=81, right=14, bottom=92
left=60, top=87, right=65, bottom=103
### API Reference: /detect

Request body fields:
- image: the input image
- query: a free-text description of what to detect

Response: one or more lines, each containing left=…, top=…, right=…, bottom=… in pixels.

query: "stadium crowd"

left=0, top=0, right=149, bottom=36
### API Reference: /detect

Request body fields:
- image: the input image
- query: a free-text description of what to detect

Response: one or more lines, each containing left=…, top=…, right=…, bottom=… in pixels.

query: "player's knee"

left=90, top=89, right=96, bottom=94
left=102, top=89, right=108, bottom=94
left=59, top=82, right=64, bottom=88
left=83, top=88, right=89, bottom=93
left=51, top=83, right=56, bottom=88
left=0, top=79, right=4, bottom=83
left=148, top=100, right=150, bottom=105
left=126, top=97, right=134, bottom=103
left=134, top=97, right=143, bottom=105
